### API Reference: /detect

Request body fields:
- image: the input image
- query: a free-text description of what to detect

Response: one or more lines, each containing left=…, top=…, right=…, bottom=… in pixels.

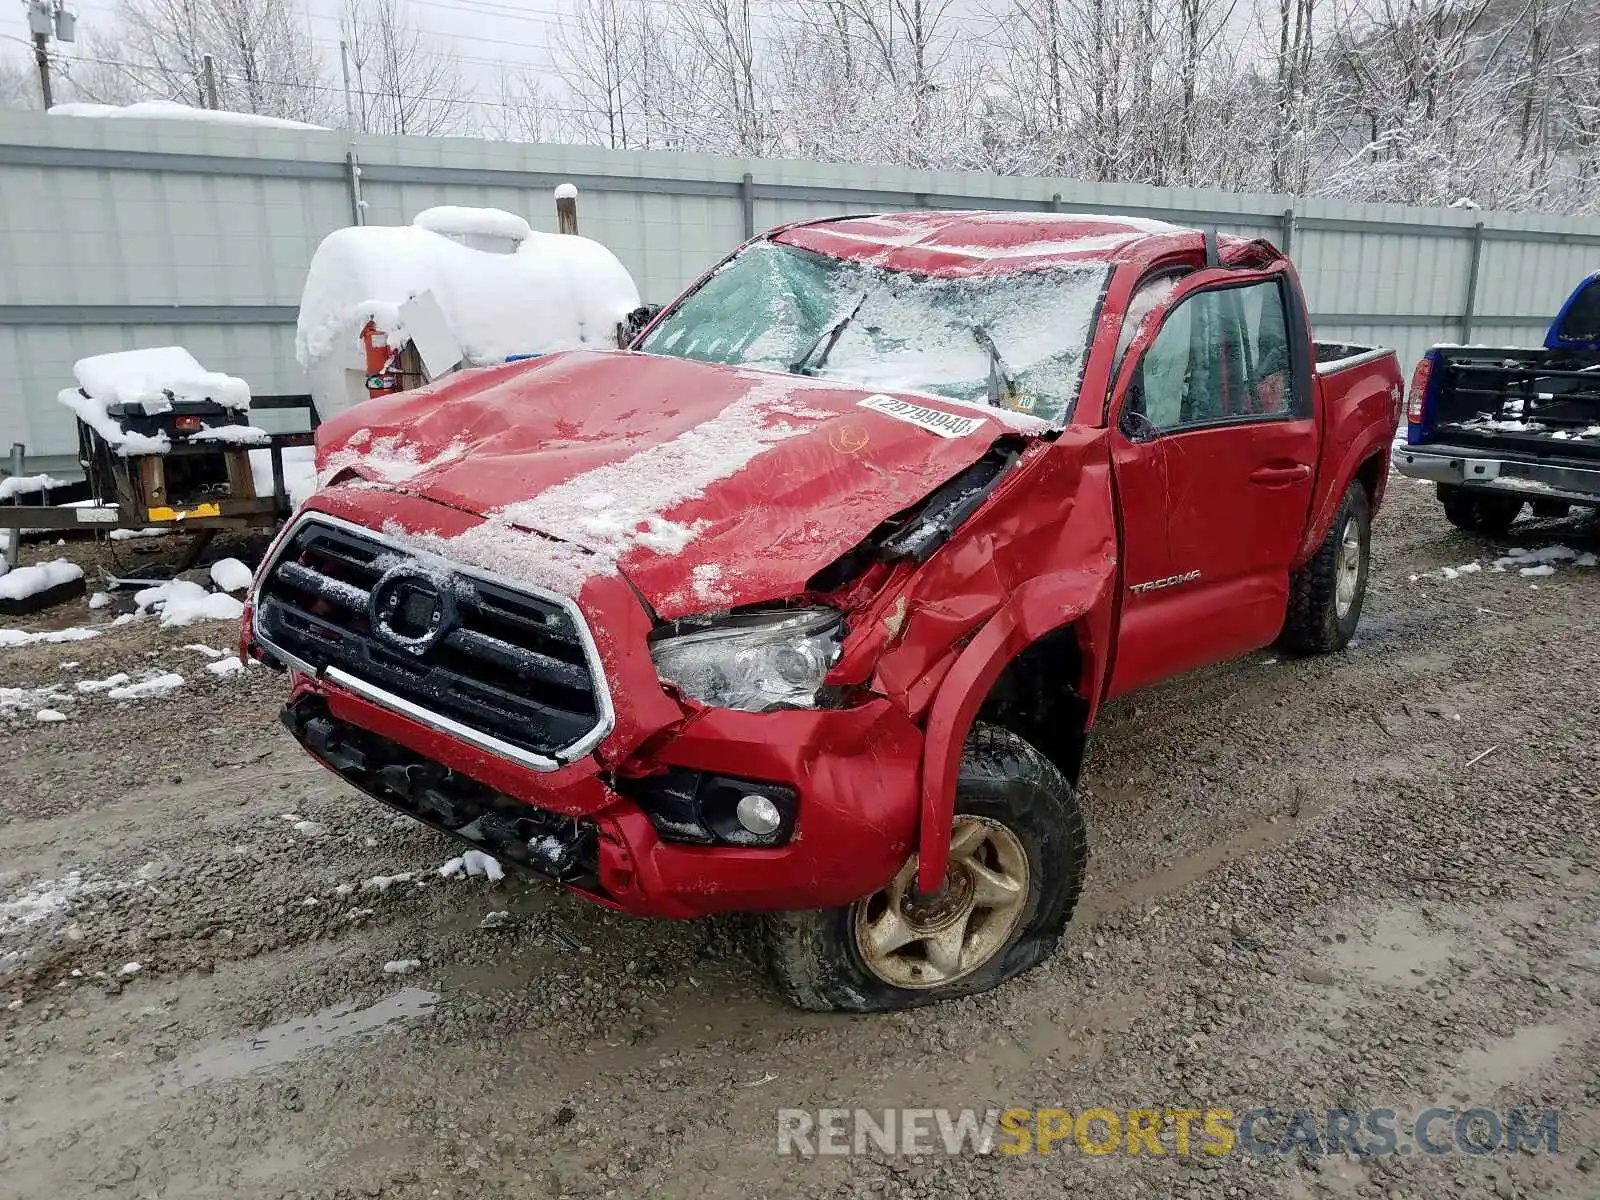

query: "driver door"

left=1106, top=270, right=1317, bottom=697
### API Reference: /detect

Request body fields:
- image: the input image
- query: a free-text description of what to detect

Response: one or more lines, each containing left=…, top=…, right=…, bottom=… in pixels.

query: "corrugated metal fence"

left=4, top=110, right=1599, bottom=474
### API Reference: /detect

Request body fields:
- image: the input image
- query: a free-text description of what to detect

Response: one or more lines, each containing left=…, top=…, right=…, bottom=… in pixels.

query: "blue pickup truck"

left=1393, top=272, right=1600, bottom=532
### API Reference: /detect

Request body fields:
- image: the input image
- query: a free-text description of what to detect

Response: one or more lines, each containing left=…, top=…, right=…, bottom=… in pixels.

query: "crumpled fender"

left=914, top=529, right=1117, bottom=892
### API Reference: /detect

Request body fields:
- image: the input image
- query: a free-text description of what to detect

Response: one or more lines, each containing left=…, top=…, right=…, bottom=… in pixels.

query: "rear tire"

left=763, top=725, right=1086, bottom=1012
left=1439, top=484, right=1523, bottom=534
left=1281, top=482, right=1370, bottom=654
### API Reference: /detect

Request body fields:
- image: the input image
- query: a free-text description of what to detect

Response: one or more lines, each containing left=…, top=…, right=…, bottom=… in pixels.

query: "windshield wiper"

left=791, top=292, right=868, bottom=377
left=972, top=325, right=1016, bottom=409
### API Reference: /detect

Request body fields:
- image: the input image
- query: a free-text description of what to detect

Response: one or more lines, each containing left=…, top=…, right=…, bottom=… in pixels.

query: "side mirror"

left=1118, top=400, right=1160, bottom=444
left=620, top=304, right=663, bottom=348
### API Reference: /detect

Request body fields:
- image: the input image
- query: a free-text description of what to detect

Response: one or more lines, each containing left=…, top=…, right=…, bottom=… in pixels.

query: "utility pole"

left=202, top=53, right=218, bottom=109
left=24, top=1, right=75, bottom=111
left=339, top=39, right=356, bottom=130
left=31, top=28, right=51, bottom=109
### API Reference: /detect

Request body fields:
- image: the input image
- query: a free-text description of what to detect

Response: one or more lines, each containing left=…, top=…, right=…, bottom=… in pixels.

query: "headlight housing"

left=650, top=607, right=844, bottom=712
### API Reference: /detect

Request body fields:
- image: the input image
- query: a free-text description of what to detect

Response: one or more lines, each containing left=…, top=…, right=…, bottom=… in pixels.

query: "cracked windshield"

left=639, top=241, right=1109, bottom=424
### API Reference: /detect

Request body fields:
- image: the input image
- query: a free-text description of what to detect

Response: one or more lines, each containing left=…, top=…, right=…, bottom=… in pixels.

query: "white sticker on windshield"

left=858, top=394, right=987, bottom=439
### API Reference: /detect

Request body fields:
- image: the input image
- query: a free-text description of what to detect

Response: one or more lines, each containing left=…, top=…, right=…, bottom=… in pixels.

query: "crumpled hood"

left=314, top=350, right=1043, bottom=616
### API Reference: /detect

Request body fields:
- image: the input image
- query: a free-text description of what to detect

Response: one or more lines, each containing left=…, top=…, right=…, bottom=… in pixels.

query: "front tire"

left=1281, top=482, right=1370, bottom=654
left=1439, top=484, right=1523, bottom=534
left=763, top=725, right=1087, bottom=1012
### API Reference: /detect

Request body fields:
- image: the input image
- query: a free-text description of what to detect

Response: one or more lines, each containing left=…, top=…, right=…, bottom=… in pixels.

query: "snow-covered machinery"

left=57, top=346, right=313, bottom=529
left=295, top=203, right=646, bottom=422
left=0, top=195, right=644, bottom=570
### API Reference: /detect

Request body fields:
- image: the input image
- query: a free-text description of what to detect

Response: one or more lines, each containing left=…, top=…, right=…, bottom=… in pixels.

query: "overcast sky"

left=1, top=0, right=570, bottom=103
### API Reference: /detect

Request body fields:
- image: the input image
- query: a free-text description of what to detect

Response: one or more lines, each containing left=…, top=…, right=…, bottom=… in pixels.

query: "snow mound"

left=206, top=655, right=245, bottom=677
left=210, top=558, right=254, bottom=593
left=73, top=346, right=251, bottom=411
left=106, top=673, right=184, bottom=700
left=49, top=100, right=327, bottom=130
left=133, top=580, right=245, bottom=627
left=382, top=958, right=421, bottom=975
left=295, top=221, right=640, bottom=373
left=35, top=709, right=66, bottom=722
left=438, top=850, right=504, bottom=882
left=0, top=559, right=82, bottom=602
left=412, top=206, right=532, bottom=243
left=76, top=672, right=130, bottom=693
left=108, top=527, right=170, bottom=541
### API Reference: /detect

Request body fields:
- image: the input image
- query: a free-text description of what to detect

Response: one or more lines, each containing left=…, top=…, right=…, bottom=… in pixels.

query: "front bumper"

left=256, top=492, right=924, bottom=919
left=283, top=670, right=923, bottom=920
left=1391, top=443, right=1600, bottom=507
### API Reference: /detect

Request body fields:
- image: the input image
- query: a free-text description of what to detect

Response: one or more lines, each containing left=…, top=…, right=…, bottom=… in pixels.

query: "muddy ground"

left=1, top=474, right=1598, bottom=1200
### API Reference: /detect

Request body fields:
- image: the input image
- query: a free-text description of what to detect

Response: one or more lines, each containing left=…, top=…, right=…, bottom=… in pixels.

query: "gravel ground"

left=1, top=475, right=1597, bottom=1200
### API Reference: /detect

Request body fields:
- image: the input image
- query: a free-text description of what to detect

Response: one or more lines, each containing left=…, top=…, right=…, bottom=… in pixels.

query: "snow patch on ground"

left=134, top=580, right=245, bottom=627
left=34, top=709, right=66, bottom=722
left=106, top=673, right=185, bottom=700
left=206, top=656, right=245, bottom=677
left=0, top=627, right=100, bottom=649
left=76, top=672, right=130, bottom=693
left=382, top=959, right=421, bottom=976
left=438, top=851, right=504, bottom=882
left=0, top=871, right=91, bottom=937
left=362, top=872, right=415, bottom=892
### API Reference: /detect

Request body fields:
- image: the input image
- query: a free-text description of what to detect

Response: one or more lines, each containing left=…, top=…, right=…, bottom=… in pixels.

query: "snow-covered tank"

left=295, top=204, right=642, bottom=421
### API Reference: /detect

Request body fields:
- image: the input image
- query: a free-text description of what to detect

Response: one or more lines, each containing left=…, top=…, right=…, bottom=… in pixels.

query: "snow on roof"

left=412, top=206, right=532, bottom=242
left=294, top=217, right=641, bottom=371
left=48, top=100, right=327, bottom=130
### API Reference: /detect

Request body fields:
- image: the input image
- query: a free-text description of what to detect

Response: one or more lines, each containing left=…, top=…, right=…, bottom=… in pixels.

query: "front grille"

left=255, top=517, right=606, bottom=764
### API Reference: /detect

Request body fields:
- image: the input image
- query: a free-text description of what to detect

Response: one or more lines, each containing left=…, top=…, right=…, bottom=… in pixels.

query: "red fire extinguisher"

left=361, top=321, right=401, bottom=398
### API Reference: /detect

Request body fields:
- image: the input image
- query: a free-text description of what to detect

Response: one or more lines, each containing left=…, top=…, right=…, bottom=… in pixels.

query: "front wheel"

left=1281, top=482, right=1370, bottom=654
left=763, top=725, right=1087, bottom=1012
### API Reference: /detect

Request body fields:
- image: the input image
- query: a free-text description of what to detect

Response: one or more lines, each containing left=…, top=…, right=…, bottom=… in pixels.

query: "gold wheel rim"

left=852, top=815, right=1030, bottom=989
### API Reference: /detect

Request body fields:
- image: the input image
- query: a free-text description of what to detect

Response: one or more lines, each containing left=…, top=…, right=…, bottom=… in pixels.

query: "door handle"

left=1250, top=463, right=1312, bottom=485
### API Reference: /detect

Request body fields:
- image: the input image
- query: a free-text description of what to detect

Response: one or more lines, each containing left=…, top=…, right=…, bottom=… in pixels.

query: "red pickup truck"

left=247, top=212, right=1403, bottom=1011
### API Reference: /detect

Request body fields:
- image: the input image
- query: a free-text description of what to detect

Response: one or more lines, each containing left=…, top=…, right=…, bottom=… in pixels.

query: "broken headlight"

left=650, top=607, right=843, bottom=713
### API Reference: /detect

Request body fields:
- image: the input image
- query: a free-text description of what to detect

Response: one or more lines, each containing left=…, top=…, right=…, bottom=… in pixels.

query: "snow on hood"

left=313, top=351, right=1032, bottom=615
left=294, top=217, right=640, bottom=371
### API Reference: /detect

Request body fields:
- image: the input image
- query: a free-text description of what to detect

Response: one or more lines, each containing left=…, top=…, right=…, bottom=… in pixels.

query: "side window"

left=1130, top=279, right=1294, bottom=434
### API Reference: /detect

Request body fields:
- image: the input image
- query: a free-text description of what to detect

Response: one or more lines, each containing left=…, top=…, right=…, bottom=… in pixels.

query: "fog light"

left=735, top=793, right=783, bottom=837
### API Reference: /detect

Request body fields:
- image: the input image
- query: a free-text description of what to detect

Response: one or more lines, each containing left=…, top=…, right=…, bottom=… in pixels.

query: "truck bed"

left=1420, top=347, right=1600, bottom=462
